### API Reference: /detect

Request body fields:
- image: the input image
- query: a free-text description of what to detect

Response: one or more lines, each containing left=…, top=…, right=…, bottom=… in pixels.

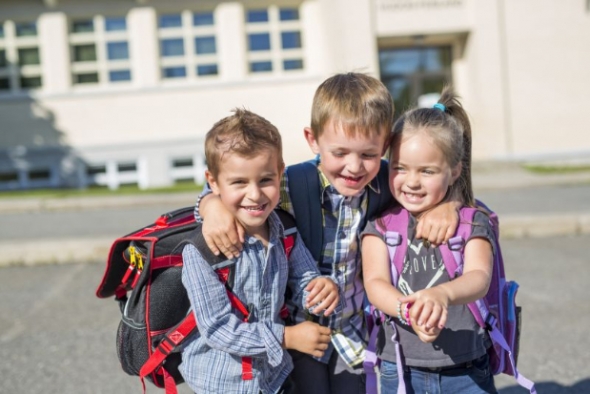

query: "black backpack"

left=96, top=207, right=297, bottom=394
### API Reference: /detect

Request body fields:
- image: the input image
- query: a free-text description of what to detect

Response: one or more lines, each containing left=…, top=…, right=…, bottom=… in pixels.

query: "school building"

left=1, top=0, right=589, bottom=190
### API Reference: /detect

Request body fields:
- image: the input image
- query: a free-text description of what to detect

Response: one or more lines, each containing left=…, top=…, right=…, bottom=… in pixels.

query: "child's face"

left=389, top=132, right=461, bottom=216
left=304, top=120, right=388, bottom=197
left=206, top=149, right=283, bottom=237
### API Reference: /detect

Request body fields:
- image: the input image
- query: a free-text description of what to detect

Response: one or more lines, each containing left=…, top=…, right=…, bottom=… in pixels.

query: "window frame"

left=69, top=15, right=132, bottom=86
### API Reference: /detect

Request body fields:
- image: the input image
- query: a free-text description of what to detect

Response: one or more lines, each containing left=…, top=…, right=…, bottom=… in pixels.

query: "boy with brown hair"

left=196, top=74, right=459, bottom=393
left=180, top=108, right=340, bottom=394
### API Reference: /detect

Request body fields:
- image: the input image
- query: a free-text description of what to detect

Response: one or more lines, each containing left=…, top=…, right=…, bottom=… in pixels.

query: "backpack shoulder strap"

left=438, top=207, right=490, bottom=328
left=366, top=159, right=394, bottom=224
left=377, top=206, right=409, bottom=286
left=274, top=209, right=298, bottom=259
left=285, top=160, right=323, bottom=261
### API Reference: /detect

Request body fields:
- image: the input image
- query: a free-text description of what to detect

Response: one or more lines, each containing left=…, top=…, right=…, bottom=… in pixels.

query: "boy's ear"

left=303, top=127, right=320, bottom=155
left=205, top=170, right=221, bottom=195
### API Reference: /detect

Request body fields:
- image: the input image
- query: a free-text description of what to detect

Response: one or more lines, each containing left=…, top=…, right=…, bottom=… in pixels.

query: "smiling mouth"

left=242, top=204, right=267, bottom=212
left=340, top=175, right=363, bottom=183
left=402, top=191, right=425, bottom=201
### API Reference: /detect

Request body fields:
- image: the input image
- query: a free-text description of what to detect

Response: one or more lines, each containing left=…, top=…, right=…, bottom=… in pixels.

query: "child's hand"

left=283, top=322, right=331, bottom=358
left=305, top=277, right=340, bottom=316
left=411, top=319, right=442, bottom=343
left=415, top=200, right=460, bottom=245
left=201, top=196, right=245, bottom=258
left=399, top=287, right=449, bottom=333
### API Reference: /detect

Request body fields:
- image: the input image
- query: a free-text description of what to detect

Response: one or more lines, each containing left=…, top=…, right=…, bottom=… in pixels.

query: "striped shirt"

left=180, top=212, right=321, bottom=394
left=279, top=158, right=382, bottom=369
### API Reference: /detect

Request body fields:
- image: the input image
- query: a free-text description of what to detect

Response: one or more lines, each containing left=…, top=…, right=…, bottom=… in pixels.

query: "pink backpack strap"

left=379, top=206, right=409, bottom=287
left=366, top=207, right=410, bottom=394
left=438, top=208, right=489, bottom=328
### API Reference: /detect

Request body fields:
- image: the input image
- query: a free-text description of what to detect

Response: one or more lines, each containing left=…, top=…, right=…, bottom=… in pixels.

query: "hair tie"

left=433, top=103, right=446, bottom=112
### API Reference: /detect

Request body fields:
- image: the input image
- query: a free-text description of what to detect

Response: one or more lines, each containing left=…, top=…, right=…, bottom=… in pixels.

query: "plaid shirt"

left=279, top=158, right=382, bottom=369
left=180, top=212, right=321, bottom=394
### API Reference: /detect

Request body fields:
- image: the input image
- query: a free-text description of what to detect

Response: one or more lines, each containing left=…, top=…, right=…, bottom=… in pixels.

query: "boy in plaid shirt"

left=196, top=74, right=459, bottom=393
left=181, top=109, right=340, bottom=394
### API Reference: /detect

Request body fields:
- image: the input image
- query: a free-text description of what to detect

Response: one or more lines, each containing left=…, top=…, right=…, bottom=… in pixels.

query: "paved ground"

left=0, top=162, right=589, bottom=266
left=0, top=161, right=589, bottom=393
left=1, top=235, right=589, bottom=393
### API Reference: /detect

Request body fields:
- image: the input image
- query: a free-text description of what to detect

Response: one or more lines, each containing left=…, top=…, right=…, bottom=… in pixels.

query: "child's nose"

left=247, top=185, right=262, bottom=200
left=406, top=172, right=420, bottom=187
left=346, top=155, right=363, bottom=173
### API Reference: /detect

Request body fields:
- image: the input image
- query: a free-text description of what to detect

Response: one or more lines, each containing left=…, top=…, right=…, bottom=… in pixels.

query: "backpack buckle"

left=448, top=236, right=465, bottom=251
left=484, top=313, right=497, bottom=331
left=385, top=231, right=402, bottom=247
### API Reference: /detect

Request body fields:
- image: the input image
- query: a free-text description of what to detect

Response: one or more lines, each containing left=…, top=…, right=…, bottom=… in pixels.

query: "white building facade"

left=1, top=0, right=589, bottom=190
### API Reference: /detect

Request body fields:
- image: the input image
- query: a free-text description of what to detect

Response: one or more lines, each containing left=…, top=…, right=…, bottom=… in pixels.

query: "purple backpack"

left=364, top=202, right=536, bottom=394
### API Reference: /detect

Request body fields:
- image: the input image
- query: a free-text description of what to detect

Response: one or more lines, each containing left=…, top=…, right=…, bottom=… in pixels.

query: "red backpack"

left=96, top=207, right=296, bottom=394
left=364, top=202, right=536, bottom=394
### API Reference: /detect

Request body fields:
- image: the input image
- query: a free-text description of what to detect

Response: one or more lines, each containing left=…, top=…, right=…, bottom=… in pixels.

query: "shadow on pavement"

left=500, top=378, right=590, bottom=394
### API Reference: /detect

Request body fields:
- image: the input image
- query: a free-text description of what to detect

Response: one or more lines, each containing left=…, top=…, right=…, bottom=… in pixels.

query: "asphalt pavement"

left=0, top=161, right=589, bottom=266
left=1, top=162, right=589, bottom=393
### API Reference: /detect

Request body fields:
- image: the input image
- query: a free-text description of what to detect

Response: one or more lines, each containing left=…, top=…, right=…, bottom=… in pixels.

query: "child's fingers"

left=438, top=307, right=448, bottom=329
left=424, top=304, right=443, bottom=330
left=416, top=302, right=434, bottom=327
left=415, top=220, right=426, bottom=241
left=203, top=233, right=221, bottom=256
left=398, top=294, right=417, bottom=304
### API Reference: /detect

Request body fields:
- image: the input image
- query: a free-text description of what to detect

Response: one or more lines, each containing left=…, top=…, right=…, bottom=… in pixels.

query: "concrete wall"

left=1, top=0, right=589, bottom=190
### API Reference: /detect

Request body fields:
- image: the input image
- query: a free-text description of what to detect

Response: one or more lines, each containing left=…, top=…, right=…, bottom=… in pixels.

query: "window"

left=281, top=31, right=301, bottom=49
left=72, top=20, right=94, bottom=33
left=163, top=66, right=186, bottom=78
left=159, top=14, right=182, bottom=28
left=248, top=33, right=271, bottom=51
left=107, top=41, right=129, bottom=60
left=18, top=47, right=40, bottom=65
left=0, top=19, right=43, bottom=92
left=109, top=69, right=131, bottom=82
left=195, top=36, right=216, bottom=55
left=15, top=22, right=37, bottom=37
left=105, top=17, right=126, bottom=32
left=193, top=12, right=213, bottom=26
left=20, top=75, right=42, bottom=88
left=73, top=44, right=97, bottom=62
left=197, top=64, right=217, bottom=76
left=247, top=10, right=269, bottom=23
left=161, top=38, right=184, bottom=57
left=0, top=49, right=7, bottom=68
left=245, top=6, right=304, bottom=74
left=70, top=15, right=131, bottom=85
left=158, top=10, right=219, bottom=80
left=379, top=46, right=452, bottom=117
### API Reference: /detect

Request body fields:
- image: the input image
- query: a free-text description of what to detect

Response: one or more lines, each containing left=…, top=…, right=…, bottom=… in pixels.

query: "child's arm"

left=415, top=200, right=461, bottom=246
left=361, top=234, right=406, bottom=318
left=199, top=193, right=244, bottom=258
left=182, top=245, right=286, bottom=367
left=286, top=234, right=341, bottom=316
left=399, top=237, right=493, bottom=336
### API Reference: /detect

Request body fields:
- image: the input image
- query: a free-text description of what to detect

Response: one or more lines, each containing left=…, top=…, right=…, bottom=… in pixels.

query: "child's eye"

left=260, top=177, right=273, bottom=184
left=422, top=169, right=435, bottom=175
left=362, top=153, right=379, bottom=159
left=332, top=151, right=345, bottom=158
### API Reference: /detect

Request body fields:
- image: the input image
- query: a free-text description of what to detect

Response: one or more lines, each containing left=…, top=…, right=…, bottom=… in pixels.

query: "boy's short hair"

left=310, top=72, right=394, bottom=139
left=205, top=108, right=283, bottom=177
